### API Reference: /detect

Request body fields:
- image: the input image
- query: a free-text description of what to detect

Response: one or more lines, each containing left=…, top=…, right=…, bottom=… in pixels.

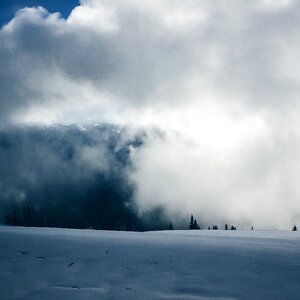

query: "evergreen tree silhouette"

left=169, top=221, right=174, bottom=230
left=5, top=213, right=11, bottom=225
left=189, top=214, right=194, bottom=229
left=189, top=214, right=200, bottom=229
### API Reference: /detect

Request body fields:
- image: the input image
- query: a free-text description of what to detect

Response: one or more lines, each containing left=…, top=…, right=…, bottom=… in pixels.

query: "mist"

left=1, top=0, right=300, bottom=229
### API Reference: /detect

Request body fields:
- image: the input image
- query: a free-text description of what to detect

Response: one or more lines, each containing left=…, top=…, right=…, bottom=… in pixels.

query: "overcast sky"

left=1, top=0, right=300, bottom=228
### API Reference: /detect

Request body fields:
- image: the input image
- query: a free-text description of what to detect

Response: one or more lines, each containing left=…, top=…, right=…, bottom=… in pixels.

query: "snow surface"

left=0, top=226, right=299, bottom=299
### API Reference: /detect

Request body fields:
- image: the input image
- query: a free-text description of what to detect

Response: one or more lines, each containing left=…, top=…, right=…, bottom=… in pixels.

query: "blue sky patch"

left=0, top=0, right=79, bottom=26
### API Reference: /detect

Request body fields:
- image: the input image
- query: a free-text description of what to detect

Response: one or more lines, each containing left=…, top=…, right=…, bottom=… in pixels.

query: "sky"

left=0, top=0, right=300, bottom=229
left=0, top=0, right=79, bottom=26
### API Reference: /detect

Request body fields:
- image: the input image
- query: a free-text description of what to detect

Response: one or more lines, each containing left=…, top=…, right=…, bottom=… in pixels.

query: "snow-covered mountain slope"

left=0, top=226, right=299, bottom=299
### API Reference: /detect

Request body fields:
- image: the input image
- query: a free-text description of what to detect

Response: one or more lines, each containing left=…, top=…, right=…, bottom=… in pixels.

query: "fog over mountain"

left=1, top=0, right=300, bottom=229
left=0, top=124, right=172, bottom=230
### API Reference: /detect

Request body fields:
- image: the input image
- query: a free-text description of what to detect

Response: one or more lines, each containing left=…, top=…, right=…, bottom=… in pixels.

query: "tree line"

left=171, top=214, right=298, bottom=231
left=5, top=205, right=46, bottom=228
left=4, top=203, right=169, bottom=231
left=4, top=204, right=140, bottom=230
left=5, top=207, right=298, bottom=232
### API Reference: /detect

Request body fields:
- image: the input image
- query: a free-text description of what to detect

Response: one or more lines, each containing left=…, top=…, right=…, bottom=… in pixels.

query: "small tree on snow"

left=189, top=214, right=200, bottom=229
left=189, top=215, right=194, bottom=229
left=169, top=222, right=174, bottom=230
left=193, top=219, right=200, bottom=229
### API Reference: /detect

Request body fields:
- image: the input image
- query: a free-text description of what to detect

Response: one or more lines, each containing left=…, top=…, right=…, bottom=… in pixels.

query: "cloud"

left=130, top=127, right=300, bottom=229
left=0, top=0, right=300, bottom=228
left=0, top=125, right=145, bottom=229
left=1, top=0, right=298, bottom=125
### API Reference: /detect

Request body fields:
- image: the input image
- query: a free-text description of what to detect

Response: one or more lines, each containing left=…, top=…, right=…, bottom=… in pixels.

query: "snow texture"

left=0, top=226, right=299, bottom=299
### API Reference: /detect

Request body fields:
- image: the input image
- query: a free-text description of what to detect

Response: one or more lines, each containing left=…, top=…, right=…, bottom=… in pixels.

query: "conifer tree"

left=189, top=214, right=194, bottom=229
left=169, top=221, right=174, bottom=230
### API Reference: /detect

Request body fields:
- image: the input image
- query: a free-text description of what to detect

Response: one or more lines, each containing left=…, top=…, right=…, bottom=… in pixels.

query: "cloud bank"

left=0, top=125, right=145, bottom=229
left=1, top=0, right=300, bottom=228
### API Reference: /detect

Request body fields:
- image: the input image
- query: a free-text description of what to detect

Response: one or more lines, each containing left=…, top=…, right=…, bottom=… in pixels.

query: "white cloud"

left=67, top=0, right=118, bottom=32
